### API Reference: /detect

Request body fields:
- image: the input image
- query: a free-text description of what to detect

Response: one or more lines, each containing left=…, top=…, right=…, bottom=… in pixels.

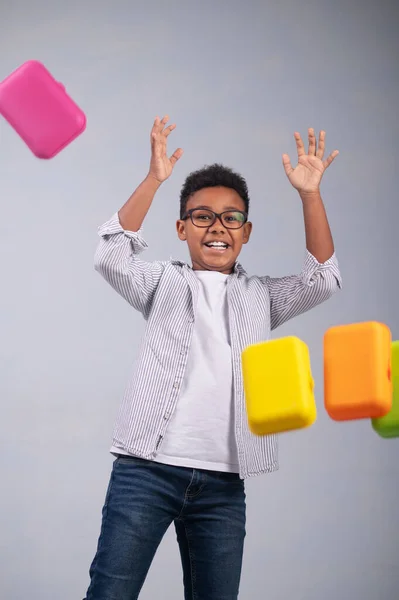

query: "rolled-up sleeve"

left=94, top=213, right=166, bottom=316
left=261, top=250, right=342, bottom=331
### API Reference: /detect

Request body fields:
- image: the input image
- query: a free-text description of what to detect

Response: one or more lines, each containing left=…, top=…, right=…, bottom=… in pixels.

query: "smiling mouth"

left=204, top=242, right=230, bottom=251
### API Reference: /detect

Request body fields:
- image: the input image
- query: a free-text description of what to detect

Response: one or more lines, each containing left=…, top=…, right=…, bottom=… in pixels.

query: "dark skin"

left=176, top=187, right=252, bottom=274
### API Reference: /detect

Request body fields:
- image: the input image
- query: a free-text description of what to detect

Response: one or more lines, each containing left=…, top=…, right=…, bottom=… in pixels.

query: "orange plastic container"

left=324, top=321, right=392, bottom=421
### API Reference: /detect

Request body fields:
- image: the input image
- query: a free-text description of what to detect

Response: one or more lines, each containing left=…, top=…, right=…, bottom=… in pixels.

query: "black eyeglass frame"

left=181, top=208, right=248, bottom=229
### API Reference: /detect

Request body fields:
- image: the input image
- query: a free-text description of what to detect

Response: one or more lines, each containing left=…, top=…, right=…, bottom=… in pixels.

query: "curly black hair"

left=179, top=163, right=250, bottom=219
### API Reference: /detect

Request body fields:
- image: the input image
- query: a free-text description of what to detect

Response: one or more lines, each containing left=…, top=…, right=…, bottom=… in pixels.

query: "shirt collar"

left=171, top=258, right=247, bottom=276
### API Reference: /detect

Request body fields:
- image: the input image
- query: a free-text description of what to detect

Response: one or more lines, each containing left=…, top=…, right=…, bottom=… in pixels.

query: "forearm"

left=118, top=175, right=162, bottom=231
left=299, top=190, right=334, bottom=263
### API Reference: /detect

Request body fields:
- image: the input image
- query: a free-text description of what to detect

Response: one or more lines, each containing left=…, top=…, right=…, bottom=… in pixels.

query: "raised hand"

left=282, top=129, right=339, bottom=194
left=148, top=115, right=183, bottom=184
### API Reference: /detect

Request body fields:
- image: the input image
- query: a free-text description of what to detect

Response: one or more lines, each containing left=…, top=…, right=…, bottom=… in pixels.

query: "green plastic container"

left=372, top=340, right=399, bottom=438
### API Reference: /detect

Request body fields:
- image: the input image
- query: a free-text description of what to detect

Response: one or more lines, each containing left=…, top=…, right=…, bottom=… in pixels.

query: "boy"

left=84, top=116, right=342, bottom=599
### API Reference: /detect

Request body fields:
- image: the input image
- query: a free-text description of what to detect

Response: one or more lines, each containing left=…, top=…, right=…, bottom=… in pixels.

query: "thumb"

left=282, top=153, right=293, bottom=177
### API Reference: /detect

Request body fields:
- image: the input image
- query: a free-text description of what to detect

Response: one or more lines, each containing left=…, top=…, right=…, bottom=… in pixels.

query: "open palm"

left=148, top=115, right=183, bottom=183
left=283, top=129, right=339, bottom=194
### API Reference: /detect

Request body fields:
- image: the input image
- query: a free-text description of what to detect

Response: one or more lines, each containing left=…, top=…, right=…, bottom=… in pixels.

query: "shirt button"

left=173, top=382, right=179, bottom=388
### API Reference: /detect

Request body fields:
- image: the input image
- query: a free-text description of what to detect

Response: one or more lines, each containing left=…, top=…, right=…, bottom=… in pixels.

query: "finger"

left=169, top=147, right=183, bottom=167
left=316, top=130, right=325, bottom=159
left=323, top=149, right=339, bottom=169
left=282, top=153, right=294, bottom=177
left=159, top=116, right=171, bottom=151
left=160, top=115, right=169, bottom=130
left=150, top=130, right=159, bottom=150
left=151, top=115, right=170, bottom=146
left=151, top=128, right=166, bottom=156
left=163, top=123, right=176, bottom=137
left=308, top=128, right=316, bottom=155
left=294, top=132, right=306, bottom=157
left=151, top=131, right=164, bottom=156
left=150, top=116, right=161, bottom=142
left=152, top=115, right=161, bottom=131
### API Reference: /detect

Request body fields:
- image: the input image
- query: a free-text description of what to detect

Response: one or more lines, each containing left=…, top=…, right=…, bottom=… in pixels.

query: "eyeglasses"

left=182, top=208, right=248, bottom=229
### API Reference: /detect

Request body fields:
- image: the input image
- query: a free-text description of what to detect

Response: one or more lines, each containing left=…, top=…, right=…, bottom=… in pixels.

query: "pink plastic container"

left=0, top=60, right=86, bottom=158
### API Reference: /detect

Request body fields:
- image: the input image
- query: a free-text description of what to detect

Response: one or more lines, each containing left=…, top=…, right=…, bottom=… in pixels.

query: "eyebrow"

left=192, top=205, right=244, bottom=211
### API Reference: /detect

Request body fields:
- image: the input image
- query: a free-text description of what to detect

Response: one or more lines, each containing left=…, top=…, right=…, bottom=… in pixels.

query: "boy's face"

left=176, top=186, right=252, bottom=274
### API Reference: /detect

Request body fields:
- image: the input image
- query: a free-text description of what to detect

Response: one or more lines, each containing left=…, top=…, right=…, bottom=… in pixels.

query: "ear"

left=176, top=219, right=187, bottom=241
left=242, top=221, right=252, bottom=245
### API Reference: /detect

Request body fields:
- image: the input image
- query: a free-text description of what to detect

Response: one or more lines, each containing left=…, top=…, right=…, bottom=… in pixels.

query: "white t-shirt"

left=111, top=269, right=239, bottom=473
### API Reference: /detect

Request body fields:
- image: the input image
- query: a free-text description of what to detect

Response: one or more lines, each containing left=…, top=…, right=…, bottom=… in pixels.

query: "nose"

left=209, top=215, right=227, bottom=232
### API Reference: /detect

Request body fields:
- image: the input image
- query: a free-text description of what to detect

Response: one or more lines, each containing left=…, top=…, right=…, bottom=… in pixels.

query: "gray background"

left=1, top=1, right=398, bottom=598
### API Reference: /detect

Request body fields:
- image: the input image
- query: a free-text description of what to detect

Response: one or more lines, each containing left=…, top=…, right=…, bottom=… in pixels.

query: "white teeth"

left=206, top=242, right=228, bottom=247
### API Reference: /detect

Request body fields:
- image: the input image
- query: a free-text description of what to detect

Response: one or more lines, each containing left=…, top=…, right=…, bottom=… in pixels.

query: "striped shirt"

left=95, top=213, right=342, bottom=479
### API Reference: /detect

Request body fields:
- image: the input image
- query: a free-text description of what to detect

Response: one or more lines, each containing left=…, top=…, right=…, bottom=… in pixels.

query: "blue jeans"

left=84, top=455, right=246, bottom=600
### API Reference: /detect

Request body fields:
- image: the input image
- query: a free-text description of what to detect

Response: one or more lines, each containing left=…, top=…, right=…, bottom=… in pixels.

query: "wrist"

left=145, top=173, right=163, bottom=190
left=299, top=189, right=322, bottom=203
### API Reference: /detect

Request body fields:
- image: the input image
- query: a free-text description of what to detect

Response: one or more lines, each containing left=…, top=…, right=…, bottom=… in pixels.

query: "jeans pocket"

left=216, top=471, right=244, bottom=487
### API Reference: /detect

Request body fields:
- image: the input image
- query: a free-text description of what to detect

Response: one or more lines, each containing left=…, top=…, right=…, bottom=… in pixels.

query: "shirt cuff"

left=97, top=213, right=149, bottom=251
left=301, top=250, right=342, bottom=288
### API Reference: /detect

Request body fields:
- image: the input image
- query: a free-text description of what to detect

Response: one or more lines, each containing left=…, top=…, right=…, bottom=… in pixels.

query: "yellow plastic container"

left=242, top=336, right=317, bottom=435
